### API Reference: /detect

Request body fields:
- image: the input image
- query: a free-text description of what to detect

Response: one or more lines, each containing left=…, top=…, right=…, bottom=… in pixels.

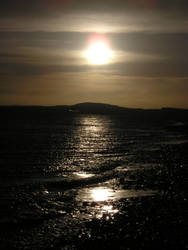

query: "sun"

left=85, top=34, right=113, bottom=65
left=85, top=41, right=112, bottom=65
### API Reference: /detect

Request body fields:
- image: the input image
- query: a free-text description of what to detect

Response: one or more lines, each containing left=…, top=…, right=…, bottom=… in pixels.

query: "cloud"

left=0, top=30, right=187, bottom=78
left=0, top=31, right=187, bottom=62
left=0, top=58, right=187, bottom=78
left=0, top=5, right=188, bottom=33
left=1, top=0, right=188, bottom=18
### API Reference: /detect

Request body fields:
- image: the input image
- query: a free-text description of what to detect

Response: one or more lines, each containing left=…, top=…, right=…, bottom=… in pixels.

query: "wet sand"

left=0, top=111, right=187, bottom=250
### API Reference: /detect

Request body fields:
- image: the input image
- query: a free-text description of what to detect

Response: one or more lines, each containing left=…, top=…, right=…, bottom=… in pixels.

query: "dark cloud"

left=111, top=32, right=188, bottom=62
left=1, top=60, right=187, bottom=78
left=109, top=62, right=188, bottom=77
left=0, top=62, right=89, bottom=76
left=0, top=0, right=188, bottom=17
left=0, top=53, right=28, bottom=59
left=0, top=31, right=87, bottom=40
left=0, top=1, right=42, bottom=17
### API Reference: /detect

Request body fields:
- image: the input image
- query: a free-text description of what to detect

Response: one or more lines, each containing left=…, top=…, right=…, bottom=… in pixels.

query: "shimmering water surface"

left=0, top=112, right=187, bottom=249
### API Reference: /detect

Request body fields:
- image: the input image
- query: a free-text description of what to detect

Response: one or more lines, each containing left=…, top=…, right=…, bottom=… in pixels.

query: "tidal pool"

left=76, top=186, right=156, bottom=219
left=77, top=186, right=156, bottom=202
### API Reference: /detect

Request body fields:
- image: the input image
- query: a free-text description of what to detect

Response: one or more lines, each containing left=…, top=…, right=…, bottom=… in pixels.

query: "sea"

left=0, top=108, right=187, bottom=249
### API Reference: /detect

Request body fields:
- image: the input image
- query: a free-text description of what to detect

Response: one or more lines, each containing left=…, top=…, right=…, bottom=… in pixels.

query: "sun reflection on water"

left=77, top=186, right=117, bottom=203
left=91, top=187, right=114, bottom=201
left=95, top=204, right=119, bottom=219
left=75, top=172, right=94, bottom=178
left=76, top=186, right=156, bottom=220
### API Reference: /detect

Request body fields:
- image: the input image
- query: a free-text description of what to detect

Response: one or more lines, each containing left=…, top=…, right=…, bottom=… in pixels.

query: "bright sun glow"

left=85, top=35, right=113, bottom=65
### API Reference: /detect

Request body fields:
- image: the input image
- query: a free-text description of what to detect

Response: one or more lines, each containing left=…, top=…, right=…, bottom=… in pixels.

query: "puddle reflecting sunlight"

left=91, top=187, right=114, bottom=201
left=76, top=186, right=156, bottom=219
left=77, top=186, right=156, bottom=203
left=75, top=172, right=94, bottom=178
left=95, top=204, right=119, bottom=219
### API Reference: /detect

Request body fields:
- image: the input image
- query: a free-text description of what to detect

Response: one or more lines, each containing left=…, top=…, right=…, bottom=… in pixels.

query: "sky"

left=0, top=0, right=188, bottom=108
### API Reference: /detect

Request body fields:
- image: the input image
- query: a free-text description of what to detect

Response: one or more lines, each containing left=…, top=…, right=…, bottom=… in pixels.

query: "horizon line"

left=0, top=102, right=188, bottom=111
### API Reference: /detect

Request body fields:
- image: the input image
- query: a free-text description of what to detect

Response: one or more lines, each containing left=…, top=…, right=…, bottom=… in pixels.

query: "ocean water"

left=0, top=111, right=187, bottom=249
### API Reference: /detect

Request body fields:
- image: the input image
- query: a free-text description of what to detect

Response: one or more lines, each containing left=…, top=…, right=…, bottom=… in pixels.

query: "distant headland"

left=1, top=103, right=188, bottom=128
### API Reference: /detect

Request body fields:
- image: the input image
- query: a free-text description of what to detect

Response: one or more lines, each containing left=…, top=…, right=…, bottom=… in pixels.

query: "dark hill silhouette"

left=71, top=102, right=133, bottom=113
left=0, top=103, right=188, bottom=129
